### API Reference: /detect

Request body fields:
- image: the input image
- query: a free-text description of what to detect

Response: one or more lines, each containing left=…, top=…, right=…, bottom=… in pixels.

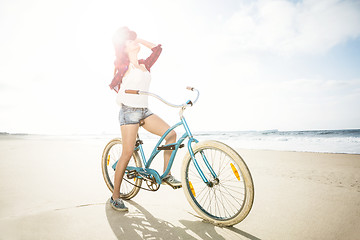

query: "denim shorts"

left=119, top=104, right=153, bottom=126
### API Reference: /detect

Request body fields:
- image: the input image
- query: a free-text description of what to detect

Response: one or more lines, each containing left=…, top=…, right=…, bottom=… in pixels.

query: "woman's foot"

left=110, top=197, right=128, bottom=211
left=162, top=174, right=182, bottom=188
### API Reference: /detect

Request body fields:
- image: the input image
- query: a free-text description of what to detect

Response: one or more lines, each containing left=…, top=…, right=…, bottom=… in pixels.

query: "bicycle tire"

left=181, top=140, right=254, bottom=226
left=101, top=138, right=143, bottom=200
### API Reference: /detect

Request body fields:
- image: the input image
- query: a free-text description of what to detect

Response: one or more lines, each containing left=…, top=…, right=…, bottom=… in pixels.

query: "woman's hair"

left=112, top=27, right=137, bottom=70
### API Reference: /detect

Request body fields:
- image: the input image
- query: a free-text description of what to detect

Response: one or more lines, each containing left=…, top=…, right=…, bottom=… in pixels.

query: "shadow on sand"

left=105, top=200, right=261, bottom=240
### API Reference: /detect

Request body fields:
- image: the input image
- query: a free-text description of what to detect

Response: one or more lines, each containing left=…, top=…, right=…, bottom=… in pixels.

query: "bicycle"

left=101, top=87, right=254, bottom=227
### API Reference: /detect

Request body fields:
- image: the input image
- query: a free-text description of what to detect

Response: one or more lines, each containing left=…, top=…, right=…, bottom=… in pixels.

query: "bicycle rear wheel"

left=181, top=140, right=254, bottom=226
left=101, top=138, right=143, bottom=200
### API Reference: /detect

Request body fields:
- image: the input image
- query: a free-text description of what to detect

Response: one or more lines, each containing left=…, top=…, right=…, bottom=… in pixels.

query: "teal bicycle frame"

left=112, top=87, right=218, bottom=187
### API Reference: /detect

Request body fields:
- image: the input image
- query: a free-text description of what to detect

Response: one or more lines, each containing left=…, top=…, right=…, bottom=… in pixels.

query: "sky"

left=1, top=0, right=360, bottom=135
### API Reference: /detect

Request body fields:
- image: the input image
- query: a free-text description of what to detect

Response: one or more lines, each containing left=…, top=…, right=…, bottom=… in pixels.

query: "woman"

left=109, top=27, right=181, bottom=211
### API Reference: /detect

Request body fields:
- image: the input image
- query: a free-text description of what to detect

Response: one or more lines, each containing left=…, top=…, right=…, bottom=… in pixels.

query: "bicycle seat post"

left=135, top=134, right=143, bottom=148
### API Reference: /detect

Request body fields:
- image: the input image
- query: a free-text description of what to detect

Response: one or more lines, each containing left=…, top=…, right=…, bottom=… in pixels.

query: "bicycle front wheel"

left=101, top=138, right=143, bottom=200
left=181, top=140, right=254, bottom=227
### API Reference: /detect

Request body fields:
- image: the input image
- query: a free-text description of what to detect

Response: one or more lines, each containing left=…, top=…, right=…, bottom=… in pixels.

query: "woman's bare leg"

left=112, top=124, right=139, bottom=200
left=142, top=114, right=176, bottom=174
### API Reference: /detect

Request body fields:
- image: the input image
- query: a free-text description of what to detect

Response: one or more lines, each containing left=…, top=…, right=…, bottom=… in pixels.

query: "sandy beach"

left=0, top=135, right=359, bottom=240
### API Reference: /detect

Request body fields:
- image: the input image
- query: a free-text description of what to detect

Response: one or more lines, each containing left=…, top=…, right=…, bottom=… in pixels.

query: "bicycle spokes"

left=182, top=141, right=254, bottom=225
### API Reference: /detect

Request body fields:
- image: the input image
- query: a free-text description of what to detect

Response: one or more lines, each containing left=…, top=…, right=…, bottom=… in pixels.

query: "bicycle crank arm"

left=126, top=166, right=162, bottom=185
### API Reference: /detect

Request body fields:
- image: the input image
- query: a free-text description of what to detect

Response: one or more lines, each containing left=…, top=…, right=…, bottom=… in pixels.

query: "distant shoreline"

left=0, top=132, right=29, bottom=136
left=1, top=128, right=360, bottom=136
left=1, top=130, right=359, bottom=155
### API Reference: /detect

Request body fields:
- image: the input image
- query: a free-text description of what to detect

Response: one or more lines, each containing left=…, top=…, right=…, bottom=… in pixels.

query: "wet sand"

left=0, top=136, right=359, bottom=239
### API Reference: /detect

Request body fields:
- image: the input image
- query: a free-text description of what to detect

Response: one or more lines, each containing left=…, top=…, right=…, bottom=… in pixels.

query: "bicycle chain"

left=122, top=177, right=160, bottom=192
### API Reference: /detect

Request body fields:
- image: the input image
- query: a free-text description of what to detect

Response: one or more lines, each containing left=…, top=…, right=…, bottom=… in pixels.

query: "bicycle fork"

left=182, top=117, right=218, bottom=186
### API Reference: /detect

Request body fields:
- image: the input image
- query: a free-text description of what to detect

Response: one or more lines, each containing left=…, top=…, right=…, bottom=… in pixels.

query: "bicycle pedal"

left=161, top=181, right=181, bottom=188
left=126, top=169, right=139, bottom=179
left=157, top=143, right=184, bottom=151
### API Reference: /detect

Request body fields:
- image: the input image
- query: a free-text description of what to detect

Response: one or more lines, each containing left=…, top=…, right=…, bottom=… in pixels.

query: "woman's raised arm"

left=136, top=38, right=156, bottom=49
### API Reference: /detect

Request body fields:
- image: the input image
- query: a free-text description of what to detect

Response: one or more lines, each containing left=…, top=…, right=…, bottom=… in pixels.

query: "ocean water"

left=113, top=129, right=360, bottom=154
left=2, top=129, right=359, bottom=154
left=192, top=129, right=360, bottom=154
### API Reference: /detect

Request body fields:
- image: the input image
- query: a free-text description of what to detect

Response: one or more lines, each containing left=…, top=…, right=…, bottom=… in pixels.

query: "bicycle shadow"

left=105, top=199, right=196, bottom=240
left=179, top=220, right=262, bottom=240
left=105, top=200, right=261, bottom=240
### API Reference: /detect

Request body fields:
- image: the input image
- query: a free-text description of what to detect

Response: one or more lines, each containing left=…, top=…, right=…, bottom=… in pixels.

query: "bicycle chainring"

left=146, top=177, right=160, bottom=191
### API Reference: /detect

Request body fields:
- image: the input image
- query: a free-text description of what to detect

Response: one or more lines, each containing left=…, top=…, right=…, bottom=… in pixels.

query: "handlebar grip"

left=186, top=86, right=194, bottom=91
left=125, top=89, right=140, bottom=95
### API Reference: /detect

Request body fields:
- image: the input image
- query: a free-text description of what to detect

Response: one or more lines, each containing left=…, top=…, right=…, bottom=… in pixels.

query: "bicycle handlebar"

left=125, top=87, right=200, bottom=109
